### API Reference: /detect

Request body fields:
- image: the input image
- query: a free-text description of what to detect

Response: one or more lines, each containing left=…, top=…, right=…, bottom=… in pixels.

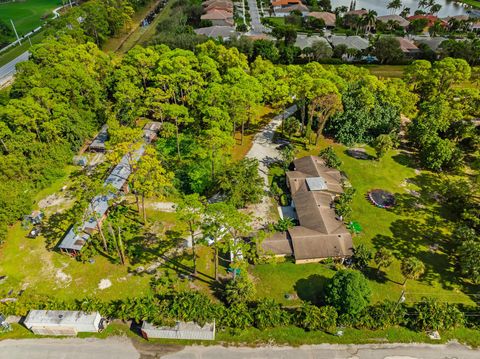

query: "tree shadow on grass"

left=42, top=206, right=79, bottom=250
left=392, top=151, right=418, bottom=169
left=294, top=274, right=329, bottom=305
left=362, top=267, right=389, bottom=284
left=372, top=219, right=459, bottom=290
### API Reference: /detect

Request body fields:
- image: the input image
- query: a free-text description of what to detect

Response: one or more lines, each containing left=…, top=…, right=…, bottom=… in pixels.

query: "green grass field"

left=252, top=139, right=477, bottom=307
left=0, top=0, right=61, bottom=37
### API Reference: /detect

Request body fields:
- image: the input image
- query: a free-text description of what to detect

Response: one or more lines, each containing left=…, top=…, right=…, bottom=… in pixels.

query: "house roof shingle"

left=261, top=155, right=353, bottom=261
left=329, top=35, right=370, bottom=50
left=201, top=9, right=233, bottom=20
left=307, top=11, right=336, bottom=27
left=376, top=15, right=410, bottom=28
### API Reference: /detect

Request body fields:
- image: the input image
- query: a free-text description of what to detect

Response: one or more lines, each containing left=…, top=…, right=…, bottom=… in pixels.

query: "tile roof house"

left=204, top=2, right=233, bottom=13
left=413, top=36, right=447, bottom=51
left=195, top=25, right=237, bottom=40
left=261, top=156, right=353, bottom=264
left=307, top=11, right=336, bottom=27
left=201, top=9, right=234, bottom=26
left=328, top=35, right=370, bottom=51
left=271, top=0, right=301, bottom=10
left=202, top=0, right=232, bottom=6
left=295, top=34, right=331, bottom=50
left=396, top=37, right=421, bottom=56
left=345, top=9, right=368, bottom=17
left=407, top=15, right=446, bottom=28
left=274, top=3, right=310, bottom=16
left=376, top=14, right=410, bottom=28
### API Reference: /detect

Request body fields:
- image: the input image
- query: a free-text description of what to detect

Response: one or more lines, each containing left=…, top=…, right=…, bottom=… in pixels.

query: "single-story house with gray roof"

left=195, top=26, right=237, bottom=40
left=261, top=156, right=353, bottom=264
left=328, top=35, right=370, bottom=51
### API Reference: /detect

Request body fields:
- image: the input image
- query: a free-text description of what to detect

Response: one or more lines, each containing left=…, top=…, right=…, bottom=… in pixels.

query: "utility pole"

left=10, top=19, right=21, bottom=45
left=391, top=289, right=406, bottom=322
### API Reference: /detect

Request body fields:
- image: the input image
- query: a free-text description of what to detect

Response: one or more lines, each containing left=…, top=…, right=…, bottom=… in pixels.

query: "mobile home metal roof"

left=24, top=310, right=101, bottom=332
left=58, top=228, right=90, bottom=251
left=89, top=125, right=109, bottom=151
left=58, top=123, right=159, bottom=252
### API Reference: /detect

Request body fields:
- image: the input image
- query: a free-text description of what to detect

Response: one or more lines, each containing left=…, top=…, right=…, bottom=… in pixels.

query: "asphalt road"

left=0, top=339, right=479, bottom=359
left=246, top=0, right=268, bottom=34
left=0, top=51, right=30, bottom=87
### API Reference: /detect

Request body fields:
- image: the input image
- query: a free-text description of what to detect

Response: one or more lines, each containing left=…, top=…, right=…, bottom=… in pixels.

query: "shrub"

left=411, top=298, right=465, bottom=331
left=319, top=146, right=342, bottom=169
left=297, top=303, right=338, bottom=332
left=224, top=275, right=256, bottom=305
left=253, top=299, right=291, bottom=329
left=325, top=269, right=371, bottom=315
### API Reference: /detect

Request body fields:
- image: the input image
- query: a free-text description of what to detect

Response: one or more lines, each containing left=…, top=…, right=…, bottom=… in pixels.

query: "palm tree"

left=354, top=15, right=364, bottom=35
left=386, top=19, right=398, bottom=32
left=448, top=18, right=460, bottom=32
left=387, top=0, right=402, bottom=15
left=401, top=257, right=425, bottom=287
left=429, top=21, right=443, bottom=37
left=430, top=3, right=442, bottom=15
left=363, top=10, right=377, bottom=33
left=400, top=7, right=410, bottom=18
left=418, top=0, right=429, bottom=10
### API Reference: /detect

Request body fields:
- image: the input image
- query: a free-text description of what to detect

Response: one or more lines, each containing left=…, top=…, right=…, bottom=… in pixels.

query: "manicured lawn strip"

left=0, top=0, right=60, bottom=37
left=458, top=0, right=480, bottom=8
left=0, top=31, right=46, bottom=67
left=217, top=326, right=480, bottom=347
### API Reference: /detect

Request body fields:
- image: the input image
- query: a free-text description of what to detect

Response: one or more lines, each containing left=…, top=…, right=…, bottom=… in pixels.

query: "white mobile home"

left=24, top=310, right=105, bottom=336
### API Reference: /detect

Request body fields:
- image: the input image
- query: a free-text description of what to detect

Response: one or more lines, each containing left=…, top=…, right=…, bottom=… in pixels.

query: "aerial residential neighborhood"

left=0, top=0, right=479, bottom=358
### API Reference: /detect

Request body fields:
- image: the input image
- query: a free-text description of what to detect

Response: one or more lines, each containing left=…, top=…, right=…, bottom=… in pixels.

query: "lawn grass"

left=458, top=0, right=480, bottom=8
left=252, top=138, right=477, bottom=306
left=358, top=64, right=406, bottom=79
left=218, top=325, right=480, bottom=347
left=0, top=30, right=46, bottom=67
left=0, top=0, right=60, bottom=38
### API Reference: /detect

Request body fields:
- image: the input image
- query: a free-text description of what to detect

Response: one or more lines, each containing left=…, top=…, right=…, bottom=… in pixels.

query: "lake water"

left=331, top=0, right=468, bottom=17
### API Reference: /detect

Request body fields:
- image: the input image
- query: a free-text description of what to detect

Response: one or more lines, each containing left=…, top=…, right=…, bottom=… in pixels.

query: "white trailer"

left=24, top=310, right=105, bottom=336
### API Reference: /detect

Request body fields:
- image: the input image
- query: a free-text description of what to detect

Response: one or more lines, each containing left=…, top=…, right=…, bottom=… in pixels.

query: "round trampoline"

left=368, top=189, right=395, bottom=209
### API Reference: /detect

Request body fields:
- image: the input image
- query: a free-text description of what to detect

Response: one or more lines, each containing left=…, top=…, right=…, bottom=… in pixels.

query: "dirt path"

left=245, top=105, right=297, bottom=228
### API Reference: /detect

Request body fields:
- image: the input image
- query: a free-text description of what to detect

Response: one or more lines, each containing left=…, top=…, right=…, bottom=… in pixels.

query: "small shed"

left=141, top=321, right=215, bottom=340
left=24, top=310, right=105, bottom=336
left=58, top=228, right=90, bottom=255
